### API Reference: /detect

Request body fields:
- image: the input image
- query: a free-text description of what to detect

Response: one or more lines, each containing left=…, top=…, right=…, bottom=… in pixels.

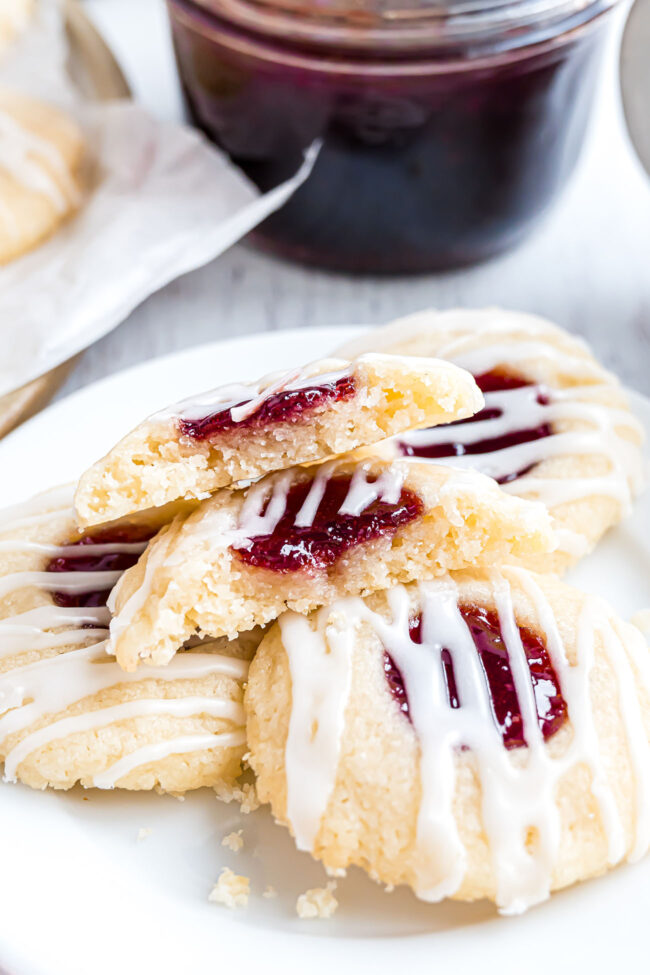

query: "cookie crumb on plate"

left=296, top=882, right=338, bottom=919
left=208, top=868, right=250, bottom=909
left=222, top=830, right=244, bottom=852
left=214, top=780, right=260, bottom=813
left=240, top=782, right=260, bottom=813
left=137, top=827, right=152, bottom=842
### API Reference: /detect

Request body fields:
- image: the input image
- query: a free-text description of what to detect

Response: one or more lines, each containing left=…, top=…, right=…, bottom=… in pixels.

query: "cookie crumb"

left=240, top=781, right=260, bottom=814
left=296, top=881, right=338, bottom=919
left=214, top=782, right=239, bottom=804
left=137, top=827, right=152, bottom=842
left=222, top=829, right=244, bottom=853
left=208, top=868, right=250, bottom=909
left=214, top=780, right=259, bottom=813
left=384, top=884, right=394, bottom=893
left=325, top=865, right=346, bottom=878
left=262, top=885, right=277, bottom=899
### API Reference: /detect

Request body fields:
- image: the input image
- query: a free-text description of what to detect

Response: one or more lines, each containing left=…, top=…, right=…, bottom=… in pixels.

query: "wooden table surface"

left=58, top=0, right=650, bottom=402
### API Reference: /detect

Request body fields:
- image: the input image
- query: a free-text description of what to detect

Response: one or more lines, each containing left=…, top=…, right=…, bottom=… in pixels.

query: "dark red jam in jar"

left=167, top=0, right=617, bottom=273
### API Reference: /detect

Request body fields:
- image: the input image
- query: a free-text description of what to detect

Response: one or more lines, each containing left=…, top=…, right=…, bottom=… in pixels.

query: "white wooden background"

left=59, top=0, right=650, bottom=398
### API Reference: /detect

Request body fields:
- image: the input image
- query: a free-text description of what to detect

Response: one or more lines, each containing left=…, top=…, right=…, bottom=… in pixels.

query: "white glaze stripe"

left=0, top=606, right=111, bottom=628
left=0, top=569, right=122, bottom=599
left=155, top=357, right=352, bottom=425
left=3, top=697, right=245, bottom=782
left=281, top=610, right=353, bottom=851
left=0, top=108, right=80, bottom=223
left=92, top=730, right=246, bottom=789
left=397, top=366, right=644, bottom=556
left=0, top=626, right=107, bottom=659
left=0, top=643, right=247, bottom=736
left=0, top=540, right=148, bottom=557
left=631, top=610, right=650, bottom=639
left=447, top=342, right=607, bottom=382
left=232, top=459, right=409, bottom=548
left=0, top=484, right=73, bottom=529
left=381, top=584, right=470, bottom=899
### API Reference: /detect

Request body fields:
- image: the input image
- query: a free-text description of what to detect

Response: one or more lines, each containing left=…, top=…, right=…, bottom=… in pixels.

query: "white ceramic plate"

left=0, top=327, right=648, bottom=975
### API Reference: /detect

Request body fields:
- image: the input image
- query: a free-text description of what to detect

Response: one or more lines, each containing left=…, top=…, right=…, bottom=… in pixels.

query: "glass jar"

left=167, top=0, right=618, bottom=273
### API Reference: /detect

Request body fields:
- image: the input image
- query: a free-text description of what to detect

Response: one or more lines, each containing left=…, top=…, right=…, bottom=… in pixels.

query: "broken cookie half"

left=74, top=352, right=482, bottom=528
left=107, top=455, right=555, bottom=671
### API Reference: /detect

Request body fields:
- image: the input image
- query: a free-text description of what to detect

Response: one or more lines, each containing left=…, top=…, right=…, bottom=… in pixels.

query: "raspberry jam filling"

left=385, top=604, right=567, bottom=749
left=399, top=370, right=552, bottom=485
left=233, top=474, right=423, bottom=573
left=47, top=526, right=154, bottom=608
left=179, top=374, right=356, bottom=441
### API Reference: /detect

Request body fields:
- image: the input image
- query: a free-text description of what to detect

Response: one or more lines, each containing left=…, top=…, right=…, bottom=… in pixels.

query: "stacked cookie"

left=0, top=310, right=647, bottom=916
left=0, top=3, right=86, bottom=265
left=0, top=88, right=86, bottom=264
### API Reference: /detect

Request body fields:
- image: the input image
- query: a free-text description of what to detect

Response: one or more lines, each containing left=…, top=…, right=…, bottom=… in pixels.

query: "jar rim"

left=174, top=0, right=618, bottom=55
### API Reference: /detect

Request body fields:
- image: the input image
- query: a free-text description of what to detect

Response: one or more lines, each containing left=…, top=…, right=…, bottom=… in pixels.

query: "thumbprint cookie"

left=336, top=308, right=645, bottom=573
left=108, top=455, right=554, bottom=672
left=0, top=486, right=255, bottom=793
left=0, top=0, right=33, bottom=55
left=246, top=568, right=650, bottom=914
left=0, top=90, right=85, bottom=264
left=74, top=352, right=483, bottom=528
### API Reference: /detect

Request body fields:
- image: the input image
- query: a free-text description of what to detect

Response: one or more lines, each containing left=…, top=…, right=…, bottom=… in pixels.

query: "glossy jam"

left=47, top=527, right=154, bottom=608
left=384, top=604, right=567, bottom=749
left=168, top=0, right=610, bottom=273
left=179, top=374, right=356, bottom=440
left=399, top=370, right=553, bottom=484
left=387, top=617, right=460, bottom=716
left=233, top=474, right=422, bottom=572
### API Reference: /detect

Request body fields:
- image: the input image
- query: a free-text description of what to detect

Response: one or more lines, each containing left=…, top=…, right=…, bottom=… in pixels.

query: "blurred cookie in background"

left=0, top=88, right=86, bottom=264
left=0, top=0, right=33, bottom=56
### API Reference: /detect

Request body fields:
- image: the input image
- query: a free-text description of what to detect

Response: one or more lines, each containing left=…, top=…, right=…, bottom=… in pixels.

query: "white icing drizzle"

left=631, top=610, right=650, bottom=640
left=447, top=342, right=605, bottom=383
left=0, top=539, right=148, bottom=558
left=3, top=3, right=30, bottom=27
left=92, top=730, right=246, bottom=790
left=4, top=696, right=245, bottom=784
left=0, top=106, right=80, bottom=232
left=0, top=605, right=111, bottom=629
left=0, top=493, right=249, bottom=786
left=280, top=571, right=650, bottom=913
left=0, top=0, right=32, bottom=48
left=0, top=569, right=123, bottom=600
left=280, top=610, right=354, bottom=852
left=0, top=643, right=247, bottom=732
left=0, top=624, right=107, bottom=659
left=231, top=459, right=408, bottom=551
left=398, top=366, right=644, bottom=555
left=153, top=356, right=353, bottom=426
left=106, top=520, right=179, bottom=643
left=0, top=484, right=74, bottom=530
